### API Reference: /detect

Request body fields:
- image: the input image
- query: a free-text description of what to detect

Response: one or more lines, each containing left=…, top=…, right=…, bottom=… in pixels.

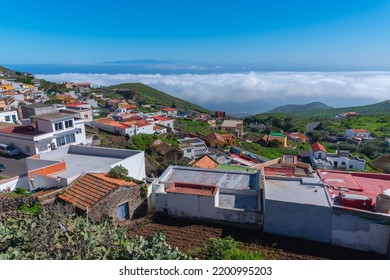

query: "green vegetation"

left=0, top=205, right=190, bottom=260
left=217, top=164, right=255, bottom=172
left=38, top=79, right=67, bottom=93
left=267, top=102, right=332, bottom=113
left=104, top=83, right=211, bottom=113
left=126, top=134, right=158, bottom=151
left=203, top=236, right=262, bottom=260
left=140, top=185, right=148, bottom=199
left=240, top=142, right=298, bottom=160
left=15, top=76, right=34, bottom=85
left=318, top=115, right=390, bottom=138
left=108, top=165, right=129, bottom=180
left=310, top=100, right=390, bottom=117
left=245, top=114, right=308, bottom=133
left=19, top=203, right=42, bottom=215
left=176, top=119, right=213, bottom=135
left=14, top=187, right=29, bottom=197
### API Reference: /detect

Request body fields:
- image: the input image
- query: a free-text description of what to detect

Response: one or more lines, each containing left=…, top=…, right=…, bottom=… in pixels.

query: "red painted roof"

left=153, top=115, right=172, bottom=121
left=318, top=170, right=390, bottom=209
left=167, top=182, right=218, bottom=196
left=58, top=173, right=135, bottom=211
left=162, top=107, right=176, bottom=111
left=310, top=142, right=327, bottom=153
left=352, top=128, right=368, bottom=133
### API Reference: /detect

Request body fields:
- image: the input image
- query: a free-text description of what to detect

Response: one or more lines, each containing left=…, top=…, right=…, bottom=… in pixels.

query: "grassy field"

left=104, top=83, right=212, bottom=114
left=175, top=119, right=213, bottom=135
left=240, top=142, right=299, bottom=160
left=320, top=115, right=390, bottom=138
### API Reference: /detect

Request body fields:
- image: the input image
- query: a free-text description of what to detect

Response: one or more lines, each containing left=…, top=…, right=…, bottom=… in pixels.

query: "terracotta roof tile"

left=192, top=155, right=219, bottom=169
left=58, top=173, right=135, bottom=210
left=310, top=142, right=327, bottom=153
left=167, top=182, right=218, bottom=196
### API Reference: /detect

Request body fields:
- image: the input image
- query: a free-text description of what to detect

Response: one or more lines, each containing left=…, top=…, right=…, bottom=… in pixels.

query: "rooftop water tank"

left=374, top=190, right=390, bottom=214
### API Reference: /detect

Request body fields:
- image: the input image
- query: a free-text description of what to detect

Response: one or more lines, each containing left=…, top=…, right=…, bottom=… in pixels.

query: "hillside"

left=308, top=100, right=390, bottom=117
left=105, top=83, right=212, bottom=113
left=267, top=102, right=333, bottom=113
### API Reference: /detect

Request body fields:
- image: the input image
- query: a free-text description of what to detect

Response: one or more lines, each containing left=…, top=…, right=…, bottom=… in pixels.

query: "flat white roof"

left=265, top=178, right=331, bottom=207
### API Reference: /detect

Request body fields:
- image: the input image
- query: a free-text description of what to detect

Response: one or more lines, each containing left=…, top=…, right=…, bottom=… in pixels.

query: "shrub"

left=0, top=206, right=190, bottom=260
left=204, top=236, right=262, bottom=260
left=140, top=185, right=148, bottom=199
left=108, top=165, right=128, bottom=180
left=19, top=203, right=42, bottom=215
left=14, top=187, right=29, bottom=196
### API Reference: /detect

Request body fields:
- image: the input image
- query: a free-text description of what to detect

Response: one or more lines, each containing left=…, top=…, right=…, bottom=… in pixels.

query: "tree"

left=268, top=139, right=281, bottom=148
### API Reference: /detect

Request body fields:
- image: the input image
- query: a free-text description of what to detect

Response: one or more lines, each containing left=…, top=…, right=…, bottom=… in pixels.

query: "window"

left=118, top=203, right=129, bottom=220
left=5, top=116, right=10, bottom=122
left=56, top=134, right=75, bottom=147
left=341, top=162, right=346, bottom=165
left=54, top=122, right=63, bottom=131
left=76, top=128, right=82, bottom=134
left=349, top=165, right=353, bottom=169
left=187, top=149, right=192, bottom=153
left=65, top=120, right=73, bottom=128
left=84, top=114, right=89, bottom=119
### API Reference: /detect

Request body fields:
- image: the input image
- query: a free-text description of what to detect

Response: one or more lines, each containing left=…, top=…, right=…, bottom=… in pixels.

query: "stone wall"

left=0, top=197, right=37, bottom=214
left=89, top=186, right=145, bottom=222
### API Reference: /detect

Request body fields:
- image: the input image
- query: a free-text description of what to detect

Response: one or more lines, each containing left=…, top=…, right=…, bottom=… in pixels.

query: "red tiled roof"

left=58, top=173, right=135, bottom=210
left=153, top=115, right=172, bottom=121
left=162, top=107, right=176, bottom=112
left=207, top=132, right=225, bottom=143
left=192, top=155, right=219, bottom=169
left=167, top=182, right=218, bottom=196
left=310, top=142, right=327, bottom=153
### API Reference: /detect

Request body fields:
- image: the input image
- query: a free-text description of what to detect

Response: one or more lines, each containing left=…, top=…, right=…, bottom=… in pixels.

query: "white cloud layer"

left=37, top=72, right=390, bottom=113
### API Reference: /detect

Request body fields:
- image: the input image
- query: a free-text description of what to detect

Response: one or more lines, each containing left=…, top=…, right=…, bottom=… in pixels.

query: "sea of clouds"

left=36, top=71, right=390, bottom=113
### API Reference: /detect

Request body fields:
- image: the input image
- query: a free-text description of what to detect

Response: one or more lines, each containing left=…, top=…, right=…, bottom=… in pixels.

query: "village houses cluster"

left=0, top=71, right=389, bottom=259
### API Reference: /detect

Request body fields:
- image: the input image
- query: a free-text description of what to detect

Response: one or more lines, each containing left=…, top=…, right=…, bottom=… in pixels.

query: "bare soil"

left=371, top=154, right=390, bottom=171
left=127, top=213, right=385, bottom=260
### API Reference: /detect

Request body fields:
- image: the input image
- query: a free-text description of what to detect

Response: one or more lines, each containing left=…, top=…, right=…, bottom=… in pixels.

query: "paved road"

left=0, top=154, right=28, bottom=178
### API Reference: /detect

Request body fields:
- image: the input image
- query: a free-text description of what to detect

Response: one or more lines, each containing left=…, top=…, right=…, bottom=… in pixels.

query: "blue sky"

left=1, top=0, right=390, bottom=68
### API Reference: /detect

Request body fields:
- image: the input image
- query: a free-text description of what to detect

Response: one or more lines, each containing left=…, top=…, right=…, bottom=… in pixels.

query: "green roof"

left=216, top=164, right=256, bottom=172
left=269, top=132, right=285, bottom=137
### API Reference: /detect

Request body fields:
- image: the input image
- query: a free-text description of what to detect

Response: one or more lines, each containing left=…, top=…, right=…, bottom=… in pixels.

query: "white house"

left=345, top=128, right=371, bottom=139
left=153, top=115, right=174, bottom=130
left=26, top=145, right=146, bottom=190
left=325, top=150, right=366, bottom=171
left=178, top=137, right=208, bottom=159
left=0, top=110, right=20, bottom=124
left=310, top=142, right=366, bottom=171
left=150, top=166, right=262, bottom=227
left=0, top=112, right=87, bottom=155
left=92, top=116, right=154, bottom=137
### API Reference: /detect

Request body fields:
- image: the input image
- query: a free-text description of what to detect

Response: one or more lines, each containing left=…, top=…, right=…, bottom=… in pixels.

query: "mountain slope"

left=104, top=83, right=211, bottom=113
left=267, top=102, right=333, bottom=113
left=302, top=100, right=390, bottom=117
